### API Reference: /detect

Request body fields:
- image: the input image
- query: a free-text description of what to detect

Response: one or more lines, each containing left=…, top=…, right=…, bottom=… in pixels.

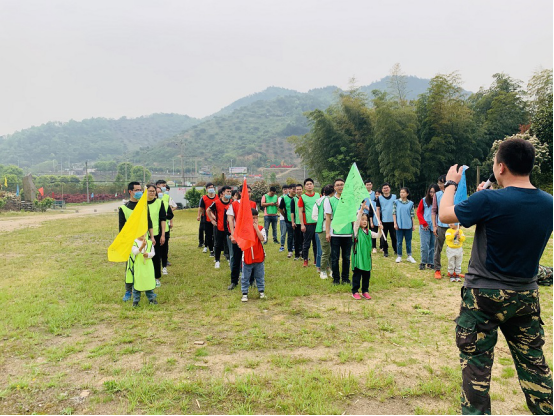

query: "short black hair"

left=381, top=182, right=390, bottom=188
left=146, top=183, right=156, bottom=190
left=128, top=181, right=141, bottom=191
left=296, top=183, right=303, bottom=188
left=206, top=182, right=214, bottom=188
left=251, top=208, right=259, bottom=216
left=231, top=190, right=238, bottom=197
left=218, top=185, right=231, bottom=196
left=165, top=185, right=170, bottom=190
left=155, top=180, right=166, bottom=186
left=323, top=184, right=334, bottom=196
left=437, top=175, right=446, bottom=183
left=239, top=184, right=252, bottom=192
left=334, top=178, right=345, bottom=185
left=364, top=178, right=372, bottom=184
left=496, top=138, right=535, bottom=176
left=303, top=178, right=314, bottom=185
left=269, top=186, right=276, bottom=192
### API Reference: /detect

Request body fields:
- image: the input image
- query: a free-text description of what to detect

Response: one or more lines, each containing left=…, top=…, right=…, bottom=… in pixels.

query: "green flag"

left=331, top=163, right=369, bottom=231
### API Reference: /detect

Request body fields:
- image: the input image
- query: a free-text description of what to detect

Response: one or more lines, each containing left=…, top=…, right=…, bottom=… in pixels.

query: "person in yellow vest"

left=445, top=223, right=466, bottom=282
left=156, top=180, right=174, bottom=267
left=128, top=234, right=157, bottom=307
left=119, top=181, right=154, bottom=302
left=146, top=184, right=166, bottom=287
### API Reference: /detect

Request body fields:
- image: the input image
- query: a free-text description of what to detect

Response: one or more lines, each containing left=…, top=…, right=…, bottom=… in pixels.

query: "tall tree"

left=387, top=63, right=410, bottom=104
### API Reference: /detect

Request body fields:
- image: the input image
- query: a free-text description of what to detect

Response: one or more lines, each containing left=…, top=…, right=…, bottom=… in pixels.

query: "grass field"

left=1, top=208, right=552, bottom=415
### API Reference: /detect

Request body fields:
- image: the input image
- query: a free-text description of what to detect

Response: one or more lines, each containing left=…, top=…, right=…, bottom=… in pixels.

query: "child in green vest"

left=128, top=234, right=158, bottom=307
left=351, top=202, right=382, bottom=300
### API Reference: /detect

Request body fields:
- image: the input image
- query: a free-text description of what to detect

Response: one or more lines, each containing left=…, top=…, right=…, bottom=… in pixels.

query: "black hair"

left=251, top=208, right=259, bottom=216
left=364, top=178, right=372, bottom=185
left=165, top=185, right=170, bottom=190
left=155, top=180, right=167, bottom=186
left=231, top=190, right=238, bottom=197
left=303, top=178, right=314, bottom=185
left=218, top=185, right=231, bottom=196
left=239, top=184, right=252, bottom=192
left=381, top=182, right=390, bottom=188
left=496, top=138, right=535, bottom=176
left=128, top=181, right=141, bottom=191
left=269, top=186, right=277, bottom=192
left=334, top=178, right=345, bottom=185
left=323, top=184, right=334, bottom=196
left=437, top=175, right=446, bottom=183
left=400, top=187, right=411, bottom=199
left=296, top=183, right=303, bottom=188
left=206, top=182, right=214, bottom=189
left=425, top=184, right=439, bottom=207
left=146, top=183, right=156, bottom=190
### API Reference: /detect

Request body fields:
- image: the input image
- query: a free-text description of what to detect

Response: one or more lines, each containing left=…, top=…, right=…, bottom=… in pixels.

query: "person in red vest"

left=197, top=183, right=219, bottom=257
left=240, top=208, right=267, bottom=302
left=227, top=184, right=257, bottom=290
left=206, top=186, right=232, bottom=270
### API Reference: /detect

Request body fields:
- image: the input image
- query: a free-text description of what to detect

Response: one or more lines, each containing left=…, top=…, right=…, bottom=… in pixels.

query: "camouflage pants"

left=455, top=288, right=553, bottom=415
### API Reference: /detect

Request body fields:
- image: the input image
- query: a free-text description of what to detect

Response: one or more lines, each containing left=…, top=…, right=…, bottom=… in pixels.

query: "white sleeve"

left=261, top=228, right=267, bottom=243
left=323, top=198, right=332, bottom=215
left=148, top=244, right=156, bottom=259
left=131, top=244, right=140, bottom=256
left=226, top=204, right=235, bottom=217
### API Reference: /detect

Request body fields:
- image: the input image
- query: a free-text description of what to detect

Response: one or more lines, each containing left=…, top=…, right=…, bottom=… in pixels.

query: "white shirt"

left=323, top=194, right=352, bottom=237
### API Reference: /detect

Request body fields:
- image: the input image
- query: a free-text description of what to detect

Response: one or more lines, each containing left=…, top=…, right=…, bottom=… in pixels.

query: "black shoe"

left=209, top=251, right=215, bottom=257
left=149, top=300, right=158, bottom=305
left=419, top=263, right=425, bottom=270
left=342, top=279, right=351, bottom=285
left=426, top=264, right=434, bottom=269
left=332, top=280, right=340, bottom=286
left=384, top=252, right=389, bottom=258
left=273, top=240, right=279, bottom=244
left=228, top=283, right=237, bottom=290
left=132, top=301, right=139, bottom=307
left=198, top=244, right=203, bottom=248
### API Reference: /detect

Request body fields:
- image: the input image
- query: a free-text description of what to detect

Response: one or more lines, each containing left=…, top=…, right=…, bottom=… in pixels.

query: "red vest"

left=212, top=199, right=231, bottom=232
left=201, top=195, right=218, bottom=220
left=231, top=200, right=257, bottom=222
left=243, top=225, right=265, bottom=264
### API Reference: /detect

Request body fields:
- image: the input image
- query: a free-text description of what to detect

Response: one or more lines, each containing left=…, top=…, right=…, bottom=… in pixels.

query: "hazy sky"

left=1, top=0, right=552, bottom=136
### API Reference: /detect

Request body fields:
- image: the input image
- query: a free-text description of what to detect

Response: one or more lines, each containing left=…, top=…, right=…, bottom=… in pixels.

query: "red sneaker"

left=361, top=292, right=372, bottom=300
left=303, top=259, right=308, bottom=267
left=352, top=293, right=362, bottom=300
left=434, top=270, right=442, bottom=279
left=458, top=273, right=465, bottom=278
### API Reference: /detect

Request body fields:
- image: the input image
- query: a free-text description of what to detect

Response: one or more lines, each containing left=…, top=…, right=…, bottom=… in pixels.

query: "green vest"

left=161, top=194, right=170, bottom=211
left=148, top=199, right=163, bottom=236
left=352, top=229, right=372, bottom=271
left=293, top=196, right=301, bottom=225
left=264, top=194, right=278, bottom=215
left=315, top=197, right=326, bottom=233
left=126, top=240, right=156, bottom=291
left=300, top=193, right=320, bottom=225
left=329, top=196, right=353, bottom=235
left=120, top=204, right=132, bottom=221
left=283, top=195, right=293, bottom=223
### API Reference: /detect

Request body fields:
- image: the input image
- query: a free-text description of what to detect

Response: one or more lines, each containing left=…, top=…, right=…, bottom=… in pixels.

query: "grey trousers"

left=434, top=226, right=448, bottom=271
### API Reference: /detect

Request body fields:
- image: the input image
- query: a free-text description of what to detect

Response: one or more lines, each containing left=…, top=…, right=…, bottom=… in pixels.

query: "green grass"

left=0, top=209, right=552, bottom=414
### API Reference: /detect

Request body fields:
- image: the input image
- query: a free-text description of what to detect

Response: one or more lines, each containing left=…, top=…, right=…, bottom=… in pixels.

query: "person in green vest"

left=128, top=233, right=158, bottom=307
left=146, top=184, right=166, bottom=288
left=278, top=185, right=296, bottom=258
left=119, top=181, right=154, bottom=302
left=351, top=201, right=382, bottom=300
left=313, top=184, right=334, bottom=279
left=290, top=184, right=304, bottom=260
left=261, top=186, right=279, bottom=245
left=298, top=178, right=320, bottom=268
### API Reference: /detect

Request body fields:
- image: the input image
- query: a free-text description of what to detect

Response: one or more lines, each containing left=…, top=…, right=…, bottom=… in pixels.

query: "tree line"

left=289, top=67, right=553, bottom=196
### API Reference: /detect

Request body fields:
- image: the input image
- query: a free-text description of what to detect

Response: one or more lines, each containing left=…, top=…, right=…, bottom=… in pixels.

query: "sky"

left=0, top=0, right=552, bottom=136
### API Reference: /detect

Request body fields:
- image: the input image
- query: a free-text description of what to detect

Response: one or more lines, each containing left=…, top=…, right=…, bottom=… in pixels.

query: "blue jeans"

left=132, top=288, right=156, bottom=303
left=280, top=219, right=287, bottom=246
left=241, top=262, right=265, bottom=294
left=315, top=233, right=322, bottom=268
left=264, top=215, right=278, bottom=242
left=396, top=229, right=413, bottom=256
left=419, top=226, right=435, bottom=265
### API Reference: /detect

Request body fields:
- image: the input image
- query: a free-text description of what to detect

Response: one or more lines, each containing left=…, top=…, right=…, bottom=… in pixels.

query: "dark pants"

left=214, top=229, right=228, bottom=262
left=132, top=288, right=156, bottom=303
left=285, top=222, right=294, bottom=252
left=381, top=222, right=397, bottom=255
left=204, top=222, right=214, bottom=252
left=230, top=242, right=243, bottom=285
left=331, top=236, right=352, bottom=283
left=352, top=268, right=371, bottom=293
left=456, top=288, right=553, bottom=415
left=264, top=215, right=279, bottom=242
left=434, top=226, right=448, bottom=271
left=293, top=225, right=303, bottom=258
left=302, top=223, right=317, bottom=261
left=160, top=232, right=169, bottom=267
left=198, top=222, right=205, bottom=246
left=153, top=235, right=162, bottom=279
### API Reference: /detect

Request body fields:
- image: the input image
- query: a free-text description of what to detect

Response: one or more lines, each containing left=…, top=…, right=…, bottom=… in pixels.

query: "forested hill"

left=0, top=113, right=200, bottom=168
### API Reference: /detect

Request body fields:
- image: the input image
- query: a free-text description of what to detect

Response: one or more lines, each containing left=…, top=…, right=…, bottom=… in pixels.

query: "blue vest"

left=435, top=191, right=448, bottom=228
left=394, top=200, right=414, bottom=229
left=378, top=194, right=396, bottom=223
left=422, top=199, right=433, bottom=231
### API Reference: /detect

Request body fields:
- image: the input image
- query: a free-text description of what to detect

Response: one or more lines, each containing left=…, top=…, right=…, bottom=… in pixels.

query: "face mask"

left=161, top=187, right=166, bottom=192
left=134, top=191, right=143, bottom=199
left=208, top=188, right=215, bottom=195
left=223, top=194, right=231, bottom=200
left=164, top=191, right=169, bottom=195
left=158, top=193, right=164, bottom=199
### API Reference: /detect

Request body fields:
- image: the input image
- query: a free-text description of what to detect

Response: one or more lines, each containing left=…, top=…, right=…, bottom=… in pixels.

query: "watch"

left=444, top=180, right=458, bottom=189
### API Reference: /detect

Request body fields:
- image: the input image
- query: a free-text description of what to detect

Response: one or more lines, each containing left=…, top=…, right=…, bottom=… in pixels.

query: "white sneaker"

left=372, top=248, right=377, bottom=254
left=395, top=256, right=402, bottom=263
left=162, top=267, right=168, bottom=275
left=259, top=292, right=265, bottom=299
left=241, top=294, right=248, bottom=302
left=202, top=247, right=208, bottom=253
left=320, top=271, right=328, bottom=279
left=156, top=279, right=161, bottom=287
left=407, top=256, right=417, bottom=264
left=214, top=261, right=220, bottom=269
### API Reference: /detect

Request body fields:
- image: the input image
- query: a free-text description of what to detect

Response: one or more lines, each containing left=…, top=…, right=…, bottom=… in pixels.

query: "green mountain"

left=0, top=113, right=200, bottom=168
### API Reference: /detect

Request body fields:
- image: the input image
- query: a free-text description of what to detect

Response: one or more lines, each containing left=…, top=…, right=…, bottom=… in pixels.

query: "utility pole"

left=180, top=140, right=185, bottom=186
left=125, top=163, right=128, bottom=183
left=172, top=159, right=175, bottom=176
left=85, top=161, right=90, bottom=203
left=476, top=165, right=480, bottom=190
left=143, top=165, right=146, bottom=186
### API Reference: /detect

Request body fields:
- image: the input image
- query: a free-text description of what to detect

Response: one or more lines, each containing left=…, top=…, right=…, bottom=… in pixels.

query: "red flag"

left=38, top=187, right=44, bottom=196
left=234, top=179, right=257, bottom=251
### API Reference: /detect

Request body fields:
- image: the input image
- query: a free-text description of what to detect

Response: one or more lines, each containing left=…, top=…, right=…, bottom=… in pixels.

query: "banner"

left=331, top=163, right=369, bottom=231
left=234, top=178, right=257, bottom=251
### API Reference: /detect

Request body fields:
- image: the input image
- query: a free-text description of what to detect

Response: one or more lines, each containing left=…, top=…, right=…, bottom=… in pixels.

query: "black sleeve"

left=279, top=198, right=285, bottom=210
left=199, top=197, right=205, bottom=209
left=159, top=202, right=167, bottom=221
left=119, top=208, right=126, bottom=232
left=290, top=199, right=295, bottom=214
left=375, top=197, right=381, bottom=208
left=166, top=205, right=174, bottom=220
left=147, top=210, right=153, bottom=230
